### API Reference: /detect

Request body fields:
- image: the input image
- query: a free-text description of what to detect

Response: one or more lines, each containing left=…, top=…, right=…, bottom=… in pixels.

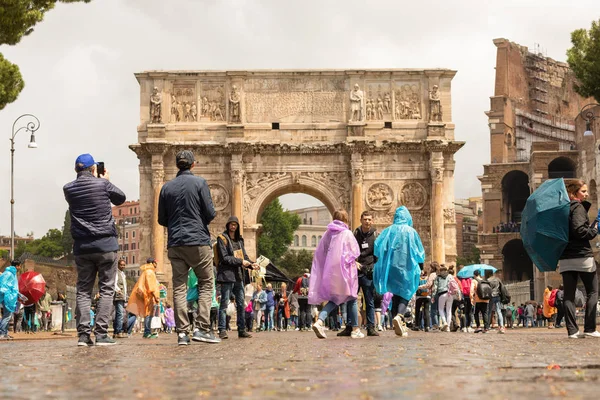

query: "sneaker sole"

left=178, top=341, right=189, bottom=346
left=312, top=324, right=326, bottom=339
left=77, top=342, right=92, bottom=347
left=392, top=318, right=403, bottom=336
left=192, top=336, right=221, bottom=344
left=95, top=342, right=117, bottom=346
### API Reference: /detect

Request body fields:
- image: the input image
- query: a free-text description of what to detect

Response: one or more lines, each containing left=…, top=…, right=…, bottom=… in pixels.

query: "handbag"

left=150, top=305, right=162, bottom=330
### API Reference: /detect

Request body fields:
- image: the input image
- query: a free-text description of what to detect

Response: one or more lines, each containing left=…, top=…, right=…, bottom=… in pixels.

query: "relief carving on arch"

left=303, top=171, right=351, bottom=210
left=209, top=184, right=230, bottom=211
left=371, top=210, right=395, bottom=225
left=400, top=182, right=428, bottom=210
left=443, top=207, right=456, bottom=224
left=366, top=183, right=394, bottom=210
left=244, top=172, right=290, bottom=215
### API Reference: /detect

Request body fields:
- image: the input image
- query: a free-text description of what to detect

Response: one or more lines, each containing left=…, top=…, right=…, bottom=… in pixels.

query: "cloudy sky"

left=0, top=0, right=596, bottom=237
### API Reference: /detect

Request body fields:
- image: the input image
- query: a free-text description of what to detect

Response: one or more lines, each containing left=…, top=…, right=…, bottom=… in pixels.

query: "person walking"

left=309, top=210, right=363, bottom=339
left=293, top=271, right=311, bottom=331
left=0, top=261, right=25, bottom=340
left=433, top=265, right=454, bottom=332
left=216, top=216, right=259, bottom=339
left=158, top=150, right=219, bottom=345
left=373, top=207, right=425, bottom=337
left=413, top=268, right=431, bottom=332
left=488, top=270, right=505, bottom=334
left=543, top=285, right=557, bottom=329
left=555, top=285, right=565, bottom=328
left=63, top=154, right=126, bottom=346
left=37, top=289, right=52, bottom=332
left=275, top=283, right=290, bottom=331
left=471, top=270, right=490, bottom=333
left=264, top=284, right=275, bottom=331
left=126, top=258, right=161, bottom=339
left=558, top=179, right=600, bottom=338
left=253, top=283, right=267, bottom=331
left=113, top=259, right=128, bottom=338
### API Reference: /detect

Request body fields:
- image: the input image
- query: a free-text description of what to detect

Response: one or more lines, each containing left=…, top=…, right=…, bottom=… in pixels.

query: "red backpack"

left=548, top=289, right=558, bottom=308
left=460, top=278, right=472, bottom=296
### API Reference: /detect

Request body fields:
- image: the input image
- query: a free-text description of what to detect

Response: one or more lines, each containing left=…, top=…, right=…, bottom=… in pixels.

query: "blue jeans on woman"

left=319, top=299, right=358, bottom=327
left=0, top=305, right=12, bottom=336
left=144, top=315, right=152, bottom=336
left=265, top=305, right=274, bottom=330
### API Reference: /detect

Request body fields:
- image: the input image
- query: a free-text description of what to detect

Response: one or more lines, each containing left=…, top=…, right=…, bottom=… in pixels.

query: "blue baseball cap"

left=75, top=153, right=97, bottom=171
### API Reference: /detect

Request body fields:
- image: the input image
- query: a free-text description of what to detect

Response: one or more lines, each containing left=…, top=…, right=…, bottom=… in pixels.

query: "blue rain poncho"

left=0, top=266, right=20, bottom=312
left=373, top=207, right=425, bottom=301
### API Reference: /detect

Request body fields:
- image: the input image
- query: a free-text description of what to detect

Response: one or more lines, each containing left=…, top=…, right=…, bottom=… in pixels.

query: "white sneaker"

left=312, top=322, right=327, bottom=339
left=461, top=327, right=467, bottom=333
left=351, top=329, right=365, bottom=339
left=392, top=316, right=408, bottom=337
left=377, top=325, right=383, bottom=332
left=568, top=331, right=585, bottom=339
left=584, top=331, right=600, bottom=338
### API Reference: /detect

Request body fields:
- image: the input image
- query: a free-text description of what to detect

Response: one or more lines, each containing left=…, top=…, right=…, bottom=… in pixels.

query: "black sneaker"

left=178, top=333, right=190, bottom=346
left=77, top=334, right=95, bottom=347
left=238, top=330, right=252, bottom=338
left=218, top=330, right=229, bottom=340
left=367, top=327, right=380, bottom=337
left=193, top=330, right=221, bottom=344
left=95, top=335, right=117, bottom=346
left=337, top=326, right=352, bottom=337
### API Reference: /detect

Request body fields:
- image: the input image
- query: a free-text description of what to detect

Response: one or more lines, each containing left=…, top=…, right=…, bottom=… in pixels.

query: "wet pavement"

left=1, top=327, right=600, bottom=399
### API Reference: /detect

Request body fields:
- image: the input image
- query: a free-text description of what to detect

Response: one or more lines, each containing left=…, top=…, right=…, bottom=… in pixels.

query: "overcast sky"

left=0, top=0, right=596, bottom=237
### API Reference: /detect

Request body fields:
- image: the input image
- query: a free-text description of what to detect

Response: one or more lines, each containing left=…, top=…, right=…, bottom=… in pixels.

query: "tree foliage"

left=16, top=228, right=65, bottom=258
left=456, top=246, right=481, bottom=268
left=257, top=199, right=301, bottom=264
left=0, top=0, right=91, bottom=109
left=61, top=210, right=73, bottom=256
left=567, top=19, right=600, bottom=103
left=279, top=249, right=314, bottom=279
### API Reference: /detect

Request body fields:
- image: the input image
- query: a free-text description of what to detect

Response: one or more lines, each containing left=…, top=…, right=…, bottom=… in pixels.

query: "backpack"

left=575, top=289, right=585, bottom=308
left=213, top=234, right=228, bottom=267
left=448, top=277, right=460, bottom=297
left=547, top=289, right=558, bottom=308
left=500, top=282, right=511, bottom=304
left=460, top=278, right=472, bottom=297
left=476, top=279, right=492, bottom=300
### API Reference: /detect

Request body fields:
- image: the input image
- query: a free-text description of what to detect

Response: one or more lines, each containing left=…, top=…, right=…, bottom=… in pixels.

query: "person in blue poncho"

left=0, top=260, right=26, bottom=340
left=373, top=207, right=425, bottom=338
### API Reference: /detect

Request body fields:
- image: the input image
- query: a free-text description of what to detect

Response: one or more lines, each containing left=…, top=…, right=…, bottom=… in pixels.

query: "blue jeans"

left=319, top=299, right=358, bottom=327
left=126, top=313, right=137, bottom=335
left=0, top=305, right=12, bottom=336
left=430, top=294, right=439, bottom=327
left=113, top=300, right=125, bottom=334
left=218, top=282, right=245, bottom=332
left=358, top=274, right=375, bottom=328
left=265, top=306, right=274, bottom=330
left=144, top=315, right=152, bottom=336
left=489, top=297, right=504, bottom=327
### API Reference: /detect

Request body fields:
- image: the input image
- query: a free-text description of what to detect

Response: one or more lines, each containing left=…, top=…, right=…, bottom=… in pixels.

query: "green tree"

left=0, top=0, right=91, bottom=109
left=17, top=228, right=64, bottom=258
left=61, top=210, right=73, bottom=256
left=456, top=246, right=481, bottom=267
left=257, top=199, right=301, bottom=264
left=279, top=249, right=314, bottom=278
left=567, top=19, right=600, bottom=102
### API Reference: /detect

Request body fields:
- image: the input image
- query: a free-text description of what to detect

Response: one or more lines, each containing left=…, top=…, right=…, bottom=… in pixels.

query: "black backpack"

left=499, top=282, right=511, bottom=304
left=477, top=279, right=493, bottom=300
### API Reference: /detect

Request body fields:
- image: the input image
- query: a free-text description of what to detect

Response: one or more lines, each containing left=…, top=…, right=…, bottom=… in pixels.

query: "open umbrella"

left=457, top=264, right=497, bottom=279
left=18, top=271, right=46, bottom=306
left=520, top=178, right=570, bottom=272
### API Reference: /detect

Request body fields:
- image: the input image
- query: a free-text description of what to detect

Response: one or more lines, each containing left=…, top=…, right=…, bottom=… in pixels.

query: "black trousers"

left=463, top=297, right=473, bottom=328
left=562, top=270, right=598, bottom=336
left=474, top=302, right=489, bottom=330
left=415, top=297, right=430, bottom=330
left=298, top=299, right=310, bottom=329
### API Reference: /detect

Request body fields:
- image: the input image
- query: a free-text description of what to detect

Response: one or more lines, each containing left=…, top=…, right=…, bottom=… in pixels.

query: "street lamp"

left=10, top=114, right=40, bottom=259
left=579, top=103, right=600, bottom=137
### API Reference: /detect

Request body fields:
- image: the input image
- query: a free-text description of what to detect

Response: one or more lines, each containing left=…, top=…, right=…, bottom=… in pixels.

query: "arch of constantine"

left=130, top=70, right=464, bottom=283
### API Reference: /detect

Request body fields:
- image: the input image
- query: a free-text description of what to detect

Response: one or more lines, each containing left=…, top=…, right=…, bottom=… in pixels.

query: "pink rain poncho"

left=308, top=220, right=360, bottom=306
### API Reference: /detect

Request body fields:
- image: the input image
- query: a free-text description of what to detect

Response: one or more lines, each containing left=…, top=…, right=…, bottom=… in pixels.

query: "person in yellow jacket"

left=543, top=286, right=557, bottom=329
left=126, top=258, right=160, bottom=338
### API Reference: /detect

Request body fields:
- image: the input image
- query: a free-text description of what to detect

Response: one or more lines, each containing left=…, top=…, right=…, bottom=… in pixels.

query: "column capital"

left=232, top=169, right=245, bottom=185
left=152, top=169, right=165, bottom=187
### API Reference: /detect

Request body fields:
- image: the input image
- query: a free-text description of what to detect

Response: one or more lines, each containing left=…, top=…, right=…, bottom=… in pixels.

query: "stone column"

left=231, top=154, right=244, bottom=235
left=430, top=152, right=445, bottom=263
left=147, top=144, right=167, bottom=279
left=351, top=153, right=364, bottom=230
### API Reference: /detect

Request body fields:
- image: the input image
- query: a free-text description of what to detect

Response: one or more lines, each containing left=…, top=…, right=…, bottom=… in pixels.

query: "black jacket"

left=216, top=217, right=252, bottom=283
left=158, top=170, right=216, bottom=248
left=561, top=200, right=598, bottom=260
left=353, top=227, right=378, bottom=272
left=63, top=171, right=126, bottom=255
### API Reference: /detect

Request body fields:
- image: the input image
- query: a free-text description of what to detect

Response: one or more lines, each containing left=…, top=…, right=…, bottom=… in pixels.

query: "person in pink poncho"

left=164, top=304, right=176, bottom=333
left=309, top=210, right=363, bottom=339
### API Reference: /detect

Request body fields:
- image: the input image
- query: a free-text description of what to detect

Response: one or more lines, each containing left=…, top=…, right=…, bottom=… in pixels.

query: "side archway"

left=502, top=239, right=533, bottom=282
left=501, top=170, right=529, bottom=224
left=548, top=157, right=576, bottom=179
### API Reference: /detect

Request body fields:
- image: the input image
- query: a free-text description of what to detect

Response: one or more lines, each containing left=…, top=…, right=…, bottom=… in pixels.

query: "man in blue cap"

left=63, top=153, right=126, bottom=346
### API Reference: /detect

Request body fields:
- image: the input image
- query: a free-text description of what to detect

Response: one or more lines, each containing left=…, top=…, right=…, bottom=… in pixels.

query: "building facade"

left=477, top=39, right=591, bottom=300
left=0, top=235, right=34, bottom=254
left=289, top=206, right=330, bottom=252
left=112, top=200, right=141, bottom=269
left=454, top=198, right=481, bottom=262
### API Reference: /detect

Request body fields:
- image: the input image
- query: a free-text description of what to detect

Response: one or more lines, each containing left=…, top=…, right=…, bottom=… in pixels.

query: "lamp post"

left=121, top=218, right=131, bottom=261
left=579, top=103, right=600, bottom=137
left=10, top=114, right=40, bottom=259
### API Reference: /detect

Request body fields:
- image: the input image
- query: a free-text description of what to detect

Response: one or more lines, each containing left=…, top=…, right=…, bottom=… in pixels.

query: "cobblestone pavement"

left=1, top=327, right=600, bottom=399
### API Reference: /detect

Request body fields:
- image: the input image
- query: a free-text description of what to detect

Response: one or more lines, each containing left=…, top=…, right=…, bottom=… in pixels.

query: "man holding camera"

left=63, top=154, right=126, bottom=346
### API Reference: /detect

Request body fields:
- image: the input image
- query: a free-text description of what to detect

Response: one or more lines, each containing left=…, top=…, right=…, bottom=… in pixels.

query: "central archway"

left=502, top=239, right=533, bottom=282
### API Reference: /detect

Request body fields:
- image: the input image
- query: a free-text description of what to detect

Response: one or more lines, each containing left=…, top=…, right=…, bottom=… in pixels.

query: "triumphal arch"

left=131, top=70, right=464, bottom=283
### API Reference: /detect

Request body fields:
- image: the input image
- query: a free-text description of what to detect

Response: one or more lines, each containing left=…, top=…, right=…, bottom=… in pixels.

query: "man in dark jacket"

left=63, top=153, right=126, bottom=346
left=216, top=216, right=258, bottom=339
left=158, top=150, right=218, bottom=345
left=340, top=211, right=379, bottom=337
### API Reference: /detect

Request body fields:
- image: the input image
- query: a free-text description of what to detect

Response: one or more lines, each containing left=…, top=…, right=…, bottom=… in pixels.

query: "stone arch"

left=502, top=239, right=533, bottom=282
left=501, top=170, right=529, bottom=224
left=548, top=157, right=576, bottom=179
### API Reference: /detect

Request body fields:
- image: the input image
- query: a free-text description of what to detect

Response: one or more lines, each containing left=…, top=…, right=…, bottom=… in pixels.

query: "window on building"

left=131, top=243, right=136, bottom=250
left=125, top=256, right=128, bottom=264
left=132, top=231, right=136, bottom=238
left=124, top=244, right=129, bottom=251
left=302, top=235, right=307, bottom=247
left=318, top=235, right=322, bottom=242
left=137, top=270, right=140, bottom=277
left=310, top=217, right=313, bottom=225
left=294, top=235, right=299, bottom=247
left=130, top=208, right=132, bottom=214
left=125, top=232, right=128, bottom=239
left=311, top=235, right=317, bottom=247
left=134, top=207, right=137, bottom=214
left=132, top=255, right=135, bottom=264
left=303, top=218, right=307, bottom=224
left=118, top=245, right=122, bottom=251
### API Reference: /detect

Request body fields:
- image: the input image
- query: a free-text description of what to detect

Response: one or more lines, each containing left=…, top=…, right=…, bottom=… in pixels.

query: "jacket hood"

left=327, top=220, right=349, bottom=233
left=225, top=216, right=241, bottom=240
left=4, top=266, right=16, bottom=275
left=393, top=206, right=413, bottom=226
left=140, top=263, right=155, bottom=272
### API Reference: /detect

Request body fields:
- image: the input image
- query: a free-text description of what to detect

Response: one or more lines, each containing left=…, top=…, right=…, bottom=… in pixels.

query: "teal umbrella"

left=520, top=178, right=570, bottom=272
left=457, top=264, right=497, bottom=279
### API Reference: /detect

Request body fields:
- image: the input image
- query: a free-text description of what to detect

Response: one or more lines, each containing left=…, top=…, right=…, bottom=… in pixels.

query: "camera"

left=97, top=162, right=105, bottom=177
